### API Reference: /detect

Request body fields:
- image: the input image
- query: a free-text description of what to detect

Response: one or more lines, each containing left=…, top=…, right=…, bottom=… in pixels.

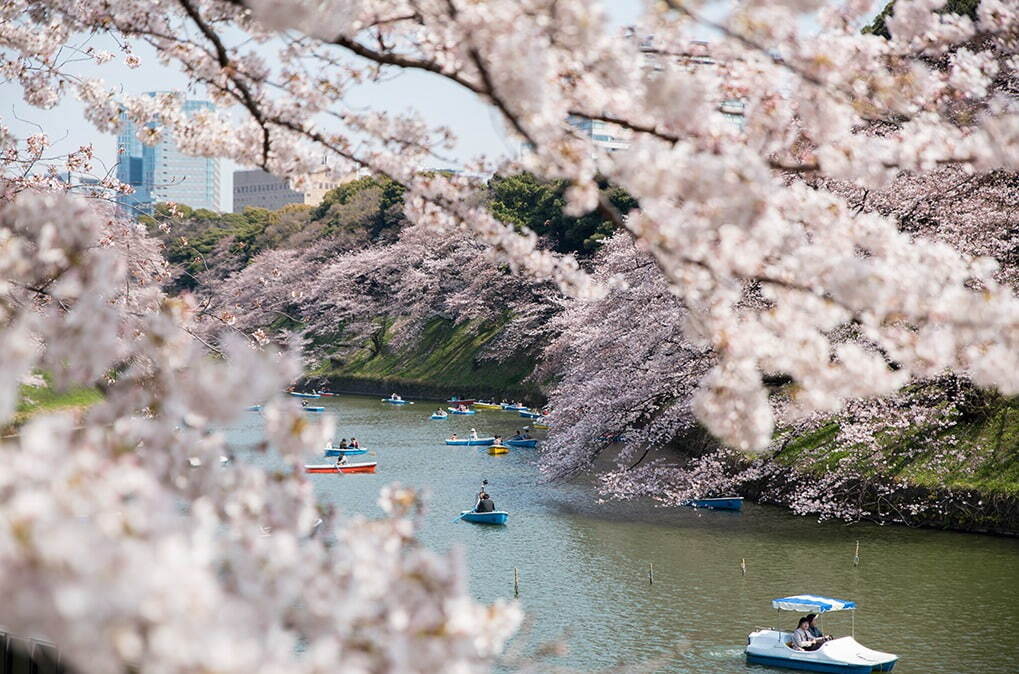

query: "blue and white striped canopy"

left=771, top=595, right=857, bottom=613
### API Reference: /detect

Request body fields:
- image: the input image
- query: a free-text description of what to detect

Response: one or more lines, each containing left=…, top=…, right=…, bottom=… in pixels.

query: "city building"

left=232, top=168, right=351, bottom=213
left=116, top=95, right=221, bottom=214
left=232, top=169, right=304, bottom=212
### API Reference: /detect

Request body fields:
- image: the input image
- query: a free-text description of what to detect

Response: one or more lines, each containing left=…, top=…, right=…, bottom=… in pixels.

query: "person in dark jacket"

left=476, top=492, right=496, bottom=512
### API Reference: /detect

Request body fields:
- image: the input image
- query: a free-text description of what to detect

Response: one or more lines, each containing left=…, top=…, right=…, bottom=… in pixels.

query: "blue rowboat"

left=445, top=437, right=495, bottom=446
left=430, top=413, right=448, bottom=420
left=381, top=398, right=410, bottom=405
left=684, top=497, right=743, bottom=511
left=448, top=407, right=476, bottom=415
left=502, top=404, right=528, bottom=411
left=246, top=405, right=262, bottom=412
left=302, top=406, right=325, bottom=412
left=506, top=438, right=538, bottom=448
left=519, top=410, right=541, bottom=418
left=324, top=448, right=367, bottom=457
left=459, top=510, right=509, bottom=525
left=289, top=392, right=321, bottom=399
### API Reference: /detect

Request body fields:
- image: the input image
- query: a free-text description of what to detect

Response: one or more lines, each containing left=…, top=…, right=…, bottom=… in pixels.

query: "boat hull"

left=302, top=406, right=325, bottom=412
left=445, top=437, right=496, bottom=446
left=448, top=407, right=476, bottom=415
left=746, top=632, right=896, bottom=674
left=685, top=497, right=743, bottom=511
left=304, top=462, right=377, bottom=474
left=519, top=410, right=541, bottom=418
left=382, top=399, right=410, bottom=405
left=488, top=445, right=509, bottom=455
left=473, top=402, right=502, bottom=409
left=324, top=448, right=367, bottom=456
left=289, top=392, right=321, bottom=399
left=447, top=399, right=476, bottom=406
left=430, top=414, right=448, bottom=420
left=460, top=510, right=509, bottom=525
left=502, top=404, right=528, bottom=410
left=506, top=438, right=537, bottom=448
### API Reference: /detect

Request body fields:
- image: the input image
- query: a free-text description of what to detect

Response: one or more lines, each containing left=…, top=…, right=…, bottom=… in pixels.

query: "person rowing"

left=475, top=480, right=495, bottom=512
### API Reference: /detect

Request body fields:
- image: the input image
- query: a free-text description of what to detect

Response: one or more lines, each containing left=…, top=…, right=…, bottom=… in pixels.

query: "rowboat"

left=501, top=403, right=528, bottom=411
left=318, top=391, right=338, bottom=396
left=445, top=437, right=496, bottom=446
left=447, top=397, right=476, bottom=405
left=459, top=510, right=509, bottom=525
left=487, top=445, right=510, bottom=455
left=304, top=462, right=377, bottom=474
left=746, top=595, right=898, bottom=672
left=430, top=413, right=448, bottom=420
left=302, top=406, right=325, bottom=412
left=324, top=448, right=367, bottom=457
left=532, top=423, right=549, bottom=430
left=683, top=497, right=743, bottom=511
left=473, top=401, right=503, bottom=410
left=246, top=405, right=262, bottom=412
left=506, top=438, right=537, bottom=448
left=519, top=410, right=542, bottom=418
left=289, top=391, right=321, bottom=399
left=448, top=407, right=476, bottom=415
left=381, top=398, right=411, bottom=405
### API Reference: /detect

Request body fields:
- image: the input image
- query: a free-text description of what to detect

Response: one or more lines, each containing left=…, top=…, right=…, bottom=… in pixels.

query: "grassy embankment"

left=12, top=378, right=102, bottom=427
left=774, top=394, right=1019, bottom=497
left=308, top=316, right=543, bottom=403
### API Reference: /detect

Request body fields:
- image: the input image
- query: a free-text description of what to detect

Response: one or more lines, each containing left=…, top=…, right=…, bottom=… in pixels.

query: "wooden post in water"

left=740, top=558, right=747, bottom=576
left=648, top=562, right=654, bottom=585
left=514, top=567, right=520, bottom=598
left=853, top=541, right=860, bottom=567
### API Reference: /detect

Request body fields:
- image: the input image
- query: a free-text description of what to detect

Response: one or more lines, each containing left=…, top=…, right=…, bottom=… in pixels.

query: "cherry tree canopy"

left=6, top=0, right=1019, bottom=450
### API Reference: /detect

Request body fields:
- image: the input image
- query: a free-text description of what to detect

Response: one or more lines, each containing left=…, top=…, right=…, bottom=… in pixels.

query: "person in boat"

left=792, top=617, right=824, bottom=651
left=450, top=433, right=458, bottom=441
left=805, top=614, right=832, bottom=644
left=475, top=491, right=495, bottom=513
left=469, top=428, right=479, bottom=440
left=494, top=435, right=503, bottom=446
left=339, top=438, right=349, bottom=449
left=334, top=454, right=348, bottom=467
left=350, top=437, right=360, bottom=449
left=301, top=401, right=308, bottom=407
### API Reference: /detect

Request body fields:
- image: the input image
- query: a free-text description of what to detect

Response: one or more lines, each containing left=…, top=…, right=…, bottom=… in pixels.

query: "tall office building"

left=116, top=95, right=221, bottom=214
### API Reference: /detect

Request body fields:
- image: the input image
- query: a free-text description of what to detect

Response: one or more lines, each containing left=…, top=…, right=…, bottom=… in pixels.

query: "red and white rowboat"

left=304, top=462, right=377, bottom=474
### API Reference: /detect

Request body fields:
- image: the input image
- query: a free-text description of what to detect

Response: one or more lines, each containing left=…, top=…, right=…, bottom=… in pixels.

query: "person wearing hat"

left=469, top=428, right=479, bottom=440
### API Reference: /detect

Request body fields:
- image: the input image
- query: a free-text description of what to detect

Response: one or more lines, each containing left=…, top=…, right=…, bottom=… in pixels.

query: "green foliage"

left=864, top=0, right=981, bottom=39
left=487, top=172, right=637, bottom=255
left=311, top=176, right=407, bottom=239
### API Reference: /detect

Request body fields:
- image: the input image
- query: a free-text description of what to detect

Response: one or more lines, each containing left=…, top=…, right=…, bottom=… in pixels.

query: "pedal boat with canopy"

left=746, top=595, right=897, bottom=673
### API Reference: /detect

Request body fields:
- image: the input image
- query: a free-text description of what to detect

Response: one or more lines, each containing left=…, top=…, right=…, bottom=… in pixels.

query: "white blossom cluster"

left=0, top=191, right=520, bottom=672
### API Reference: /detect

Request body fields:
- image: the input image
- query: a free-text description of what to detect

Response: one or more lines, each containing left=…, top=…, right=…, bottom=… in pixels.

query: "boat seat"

left=785, top=641, right=802, bottom=651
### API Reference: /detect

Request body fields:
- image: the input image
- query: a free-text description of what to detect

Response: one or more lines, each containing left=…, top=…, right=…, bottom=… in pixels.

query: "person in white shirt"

left=792, top=617, right=823, bottom=651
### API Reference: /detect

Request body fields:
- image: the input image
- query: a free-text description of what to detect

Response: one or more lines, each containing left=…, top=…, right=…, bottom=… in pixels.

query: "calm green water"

left=225, top=394, right=1019, bottom=673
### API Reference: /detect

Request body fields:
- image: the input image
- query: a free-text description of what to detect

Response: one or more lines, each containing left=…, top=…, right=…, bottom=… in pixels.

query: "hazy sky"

left=0, top=1, right=810, bottom=211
